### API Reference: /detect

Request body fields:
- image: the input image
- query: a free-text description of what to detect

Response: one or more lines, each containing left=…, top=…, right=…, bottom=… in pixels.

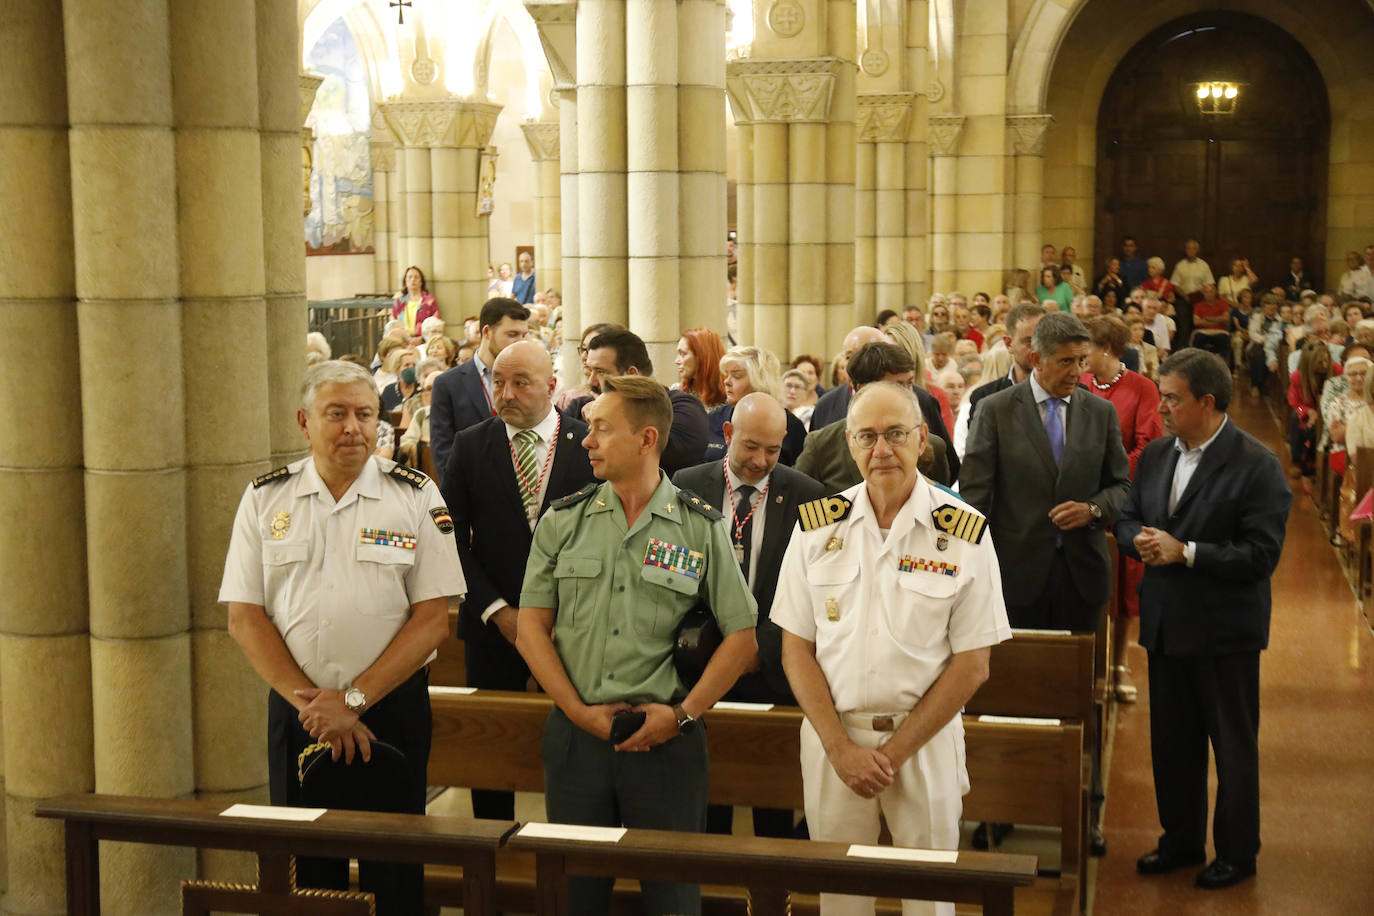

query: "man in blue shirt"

left=512, top=250, right=536, bottom=304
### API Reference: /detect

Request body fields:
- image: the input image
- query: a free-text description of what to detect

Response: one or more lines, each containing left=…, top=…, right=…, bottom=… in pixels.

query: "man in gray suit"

left=960, top=311, right=1132, bottom=855
left=960, top=311, right=1132, bottom=632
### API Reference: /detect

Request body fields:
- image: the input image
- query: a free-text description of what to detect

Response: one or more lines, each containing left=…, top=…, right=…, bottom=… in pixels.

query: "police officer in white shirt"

left=219, top=360, right=465, bottom=915
left=774, top=382, right=1012, bottom=916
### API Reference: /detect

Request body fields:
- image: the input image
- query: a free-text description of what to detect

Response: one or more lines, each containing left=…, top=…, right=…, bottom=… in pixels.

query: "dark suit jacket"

left=959, top=380, right=1132, bottom=609
left=566, top=388, right=709, bottom=475
left=704, top=404, right=808, bottom=467
left=670, top=460, right=826, bottom=702
left=429, top=359, right=495, bottom=481
left=440, top=414, right=595, bottom=643
left=1114, top=419, right=1291, bottom=656
left=795, top=418, right=952, bottom=491
left=1283, top=271, right=1313, bottom=302
left=807, top=384, right=959, bottom=480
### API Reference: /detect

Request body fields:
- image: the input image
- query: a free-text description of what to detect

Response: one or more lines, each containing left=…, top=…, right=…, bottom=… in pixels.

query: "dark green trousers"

left=542, top=706, right=709, bottom=915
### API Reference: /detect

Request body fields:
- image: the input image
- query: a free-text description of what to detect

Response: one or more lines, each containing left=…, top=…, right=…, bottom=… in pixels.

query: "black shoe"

left=1196, top=858, right=1256, bottom=889
left=1090, top=824, right=1107, bottom=857
left=1136, top=848, right=1206, bottom=875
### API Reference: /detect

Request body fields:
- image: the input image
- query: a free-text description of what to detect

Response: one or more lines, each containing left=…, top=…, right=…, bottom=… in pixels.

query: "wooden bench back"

left=966, top=632, right=1095, bottom=723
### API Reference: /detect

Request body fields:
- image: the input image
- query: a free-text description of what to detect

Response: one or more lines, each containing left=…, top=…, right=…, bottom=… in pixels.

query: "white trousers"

left=800, top=716, right=969, bottom=916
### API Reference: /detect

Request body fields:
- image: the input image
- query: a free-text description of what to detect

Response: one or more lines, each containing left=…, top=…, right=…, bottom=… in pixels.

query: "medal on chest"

left=733, top=542, right=745, bottom=564
left=826, top=597, right=840, bottom=621
left=645, top=537, right=706, bottom=580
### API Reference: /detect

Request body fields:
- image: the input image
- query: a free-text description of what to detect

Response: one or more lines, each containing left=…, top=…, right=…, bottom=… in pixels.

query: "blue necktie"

left=1044, top=397, right=1064, bottom=465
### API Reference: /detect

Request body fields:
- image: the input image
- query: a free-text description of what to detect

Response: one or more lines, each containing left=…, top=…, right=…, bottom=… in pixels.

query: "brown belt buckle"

left=872, top=715, right=895, bottom=732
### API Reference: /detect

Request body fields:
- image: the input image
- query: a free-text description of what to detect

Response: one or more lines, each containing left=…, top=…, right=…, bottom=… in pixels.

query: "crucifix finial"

left=390, top=0, right=413, bottom=25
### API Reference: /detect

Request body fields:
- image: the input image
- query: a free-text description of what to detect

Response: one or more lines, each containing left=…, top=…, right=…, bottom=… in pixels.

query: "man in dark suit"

left=1116, top=349, right=1291, bottom=890
left=567, top=328, right=709, bottom=474
left=807, top=326, right=886, bottom=429
left=796, top=342, right=953, bottom=489
left=673, top=392, right=825, bottom=840
left=960, top=311, right=1131, bottom=855
left=1281, top=256, right=1313, bottom=302
left=964, top=302, right=1046, bottom=423
left=439, top=340, right=595, bottom=820
left=429, top=297, right=530, bottom=479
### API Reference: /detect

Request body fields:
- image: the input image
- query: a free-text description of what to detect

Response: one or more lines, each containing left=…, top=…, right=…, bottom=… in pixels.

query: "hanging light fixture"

left=1195, top=81, right=1240, bottom=115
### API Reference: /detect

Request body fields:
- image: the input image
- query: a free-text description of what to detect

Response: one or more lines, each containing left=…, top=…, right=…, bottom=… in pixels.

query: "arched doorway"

left=1094, top=12, right=1330, bottom=288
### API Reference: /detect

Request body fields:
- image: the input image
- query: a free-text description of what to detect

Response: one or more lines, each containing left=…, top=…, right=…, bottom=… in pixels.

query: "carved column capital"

left=380, top=97, right=504, bottom=149
left=299, top=72, right=324, bottom=127
left=370, top=140, right=397, bottom=172
left=927, top=114, right=965, bottom=157
left=1007, top=114, right=1055, bottom=156
left=725, top=57, right=844, bottom=125
left=856, top=92, right=916, bottom=143
left=525, top=0, right=578, bottom=89
left=520, top=120, right=560, bottom=161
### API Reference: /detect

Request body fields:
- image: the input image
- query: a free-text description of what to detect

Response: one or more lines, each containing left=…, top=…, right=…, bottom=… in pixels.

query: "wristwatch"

left=344, top=686, right=367, bottom=714
left=672, top=703, right=697, bottom=734
left=1087, top=501, right=1103, bottom=527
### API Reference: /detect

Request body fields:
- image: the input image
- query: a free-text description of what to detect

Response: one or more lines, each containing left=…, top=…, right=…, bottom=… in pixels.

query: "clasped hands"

left=828, top=738, right=908, bottom=799
left=295, top=687, right=375, bottom=765
left=578, top=701, right=680, bottom=752
left=1134, top=526, right=1186, bottom=566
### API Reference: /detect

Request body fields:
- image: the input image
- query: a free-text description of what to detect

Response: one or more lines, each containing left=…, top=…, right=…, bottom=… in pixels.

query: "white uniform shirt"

left=1169, top=257, right=1215, bottom=296
left=218, top=455, right=466, bottom=690
left=771, top=478, right=1012, bottom=714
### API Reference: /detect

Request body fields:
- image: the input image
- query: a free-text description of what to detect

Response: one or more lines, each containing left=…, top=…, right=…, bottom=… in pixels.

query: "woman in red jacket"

left=392, top=265, right=438, bottom=340
left=1289, top=338, right=1340, bottom=482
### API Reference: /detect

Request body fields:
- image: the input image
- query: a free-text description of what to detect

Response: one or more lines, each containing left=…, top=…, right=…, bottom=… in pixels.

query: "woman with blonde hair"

left=704, top=345, right=808, bottom=465
left=884, top=322, right=955, bottom=434
left=952, top=347, right=1014, bottom=458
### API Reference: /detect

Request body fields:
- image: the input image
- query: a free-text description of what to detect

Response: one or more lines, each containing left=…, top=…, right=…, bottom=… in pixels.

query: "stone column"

left=927, top=114, right=963, bottom=295
left=371, top=137, right=399, bottom=295
left=734, top=119, right=756, bottom=344
left=950, top=6, right=1010, bottom=294
left=0, top=4, right=92, bottom=914
left=520, top=119, right=563, bottom=297
left=64, top=0, right=193, bottom=908
left=855, top=138, right=876, bottom=320
left=857, top=93, right=916, bottom=314
left=904, top=4, right=931, bottom=307
left=576, top=0, right=629, bottom=329
left=1009, top=114, right=1054, bottom=277
left=727, top=57, right=846, bottom=359
left=382, top=98, right=502, bottom=334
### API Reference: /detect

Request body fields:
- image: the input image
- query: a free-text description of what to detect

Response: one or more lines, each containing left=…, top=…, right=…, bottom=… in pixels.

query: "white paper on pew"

left=220, top=804, right=325, bottom=822
left=518, top=822, right=627, bottom=842
left=713, top=701, right=774, bottom=711
left=977, top=715, right=1062, bottom=726
left=1010, top=628, right=1073, bottom=636
left=429, top=686, right=478, bottom=695
left=847, top=845, right=958, bottom=864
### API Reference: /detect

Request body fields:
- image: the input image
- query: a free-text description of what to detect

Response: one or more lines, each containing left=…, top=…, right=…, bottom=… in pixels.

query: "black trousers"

left=1147, top=650, right=1261, bottom=865
left=268, top=669, right=431, bottom=916
left=542, top=706, right=709, bottom=915
left=1247, top=344, right=1272, bottom=392
left=1289, top=413, right=1316, bottom=474
left=464, top=616, right=531, bottom=820
left=1190, top=331, right=1232, bottom=365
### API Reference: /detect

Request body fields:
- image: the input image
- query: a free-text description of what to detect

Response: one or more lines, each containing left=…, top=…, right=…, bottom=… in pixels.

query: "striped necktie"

left=514, top=428, right=540, bottom=513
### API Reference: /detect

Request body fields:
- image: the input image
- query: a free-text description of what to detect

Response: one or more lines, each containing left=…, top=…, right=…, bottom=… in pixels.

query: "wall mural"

left=305, top=17, right=375, bottom=254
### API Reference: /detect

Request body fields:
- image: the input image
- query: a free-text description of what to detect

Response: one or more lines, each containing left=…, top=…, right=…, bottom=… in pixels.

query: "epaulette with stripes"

left=797, top=494, right=853, bottom=532
left=252, top=466, right=293, bottom=489
left=931, top=502, right=987, bottom=544
left=388, top=465, right=430, bottom=489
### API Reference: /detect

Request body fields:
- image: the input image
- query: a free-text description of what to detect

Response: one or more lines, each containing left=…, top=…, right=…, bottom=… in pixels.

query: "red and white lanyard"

left=723, top=458, right=770, bottom=546
left=509, top=414, right=561, bottom=513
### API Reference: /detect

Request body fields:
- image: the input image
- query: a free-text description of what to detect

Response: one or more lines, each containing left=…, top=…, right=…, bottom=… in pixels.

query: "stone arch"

left=470, top=0, right=553, bottom=118
left=301, top=0, right=404, bottom=102
left=1012, top=0, right=1374, bottom=280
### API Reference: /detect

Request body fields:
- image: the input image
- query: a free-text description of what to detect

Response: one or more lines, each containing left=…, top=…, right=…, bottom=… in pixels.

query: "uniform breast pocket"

left=262, top=543, right=308, bottom=617
left=894, top=573, right=957, bottom=648
left=638, top=565, right=699, bottom=637
left=356, top=543, right=416, bottom=617
left=552, top=555, right=602, bottom=630
left=805, top=563, right=860, bottom=631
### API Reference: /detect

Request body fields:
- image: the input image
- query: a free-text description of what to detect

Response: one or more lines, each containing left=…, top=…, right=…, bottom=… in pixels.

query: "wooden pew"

left=510, top=825, right=1037, bottom=916
left=36, top=793, right=513, bottom=916
left=426, top=690, right=1083, bottom=915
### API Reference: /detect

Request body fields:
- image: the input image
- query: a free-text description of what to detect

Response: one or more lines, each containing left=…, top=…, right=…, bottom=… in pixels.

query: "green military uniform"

left=520, top=472, right=757, bottom=916
left=795, top=419, right=952, bottom=492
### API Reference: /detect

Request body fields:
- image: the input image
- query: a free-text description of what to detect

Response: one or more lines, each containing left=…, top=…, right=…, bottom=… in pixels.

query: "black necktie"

left=734, top=485, right=755, bottom=578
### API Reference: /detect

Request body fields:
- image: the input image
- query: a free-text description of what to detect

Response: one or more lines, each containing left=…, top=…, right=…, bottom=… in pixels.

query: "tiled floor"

left=1090, top=393, right=1374, bottom=914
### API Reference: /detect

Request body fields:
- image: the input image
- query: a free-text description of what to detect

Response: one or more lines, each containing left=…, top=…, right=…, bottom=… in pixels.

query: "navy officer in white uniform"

left=220, top=359, right=465, bottom=915
left=774, top=381, right=1012, bottom=916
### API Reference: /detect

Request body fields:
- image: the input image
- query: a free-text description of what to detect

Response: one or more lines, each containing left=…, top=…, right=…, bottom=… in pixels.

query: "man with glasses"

left=773, top=381, right=1011, bottom=916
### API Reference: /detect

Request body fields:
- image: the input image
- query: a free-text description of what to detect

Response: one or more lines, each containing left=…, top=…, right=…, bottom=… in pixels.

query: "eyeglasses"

left=850, top=427, right=917, bottom=450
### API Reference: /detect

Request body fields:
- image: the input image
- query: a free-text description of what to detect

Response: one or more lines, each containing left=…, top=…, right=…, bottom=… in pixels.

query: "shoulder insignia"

left=552, top=482, right=598, bottom=511
left=932, top=503, right=987, bottom=544
left=388, top=464, right=430, bottom=489
left=252, top=466, right=293, bottom=489
left=676, top=488, right=723, bottom=521
left=798, top=494, right=852, bottom=532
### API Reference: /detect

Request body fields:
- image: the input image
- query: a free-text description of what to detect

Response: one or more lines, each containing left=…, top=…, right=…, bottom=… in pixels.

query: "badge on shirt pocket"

left=644, top=537, right=705, bottom=580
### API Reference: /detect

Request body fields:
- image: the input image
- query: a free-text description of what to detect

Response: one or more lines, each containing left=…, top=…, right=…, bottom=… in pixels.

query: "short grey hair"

left=846, top=380, right=926, bottom=430
left=300, top=360, right=380, bottom=413
left=1031, top=311, right=1091, bottom=359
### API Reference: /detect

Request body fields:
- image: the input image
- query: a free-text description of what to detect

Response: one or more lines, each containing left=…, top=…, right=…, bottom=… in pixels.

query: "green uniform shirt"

left=520, top=473, right=757, bottom=705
